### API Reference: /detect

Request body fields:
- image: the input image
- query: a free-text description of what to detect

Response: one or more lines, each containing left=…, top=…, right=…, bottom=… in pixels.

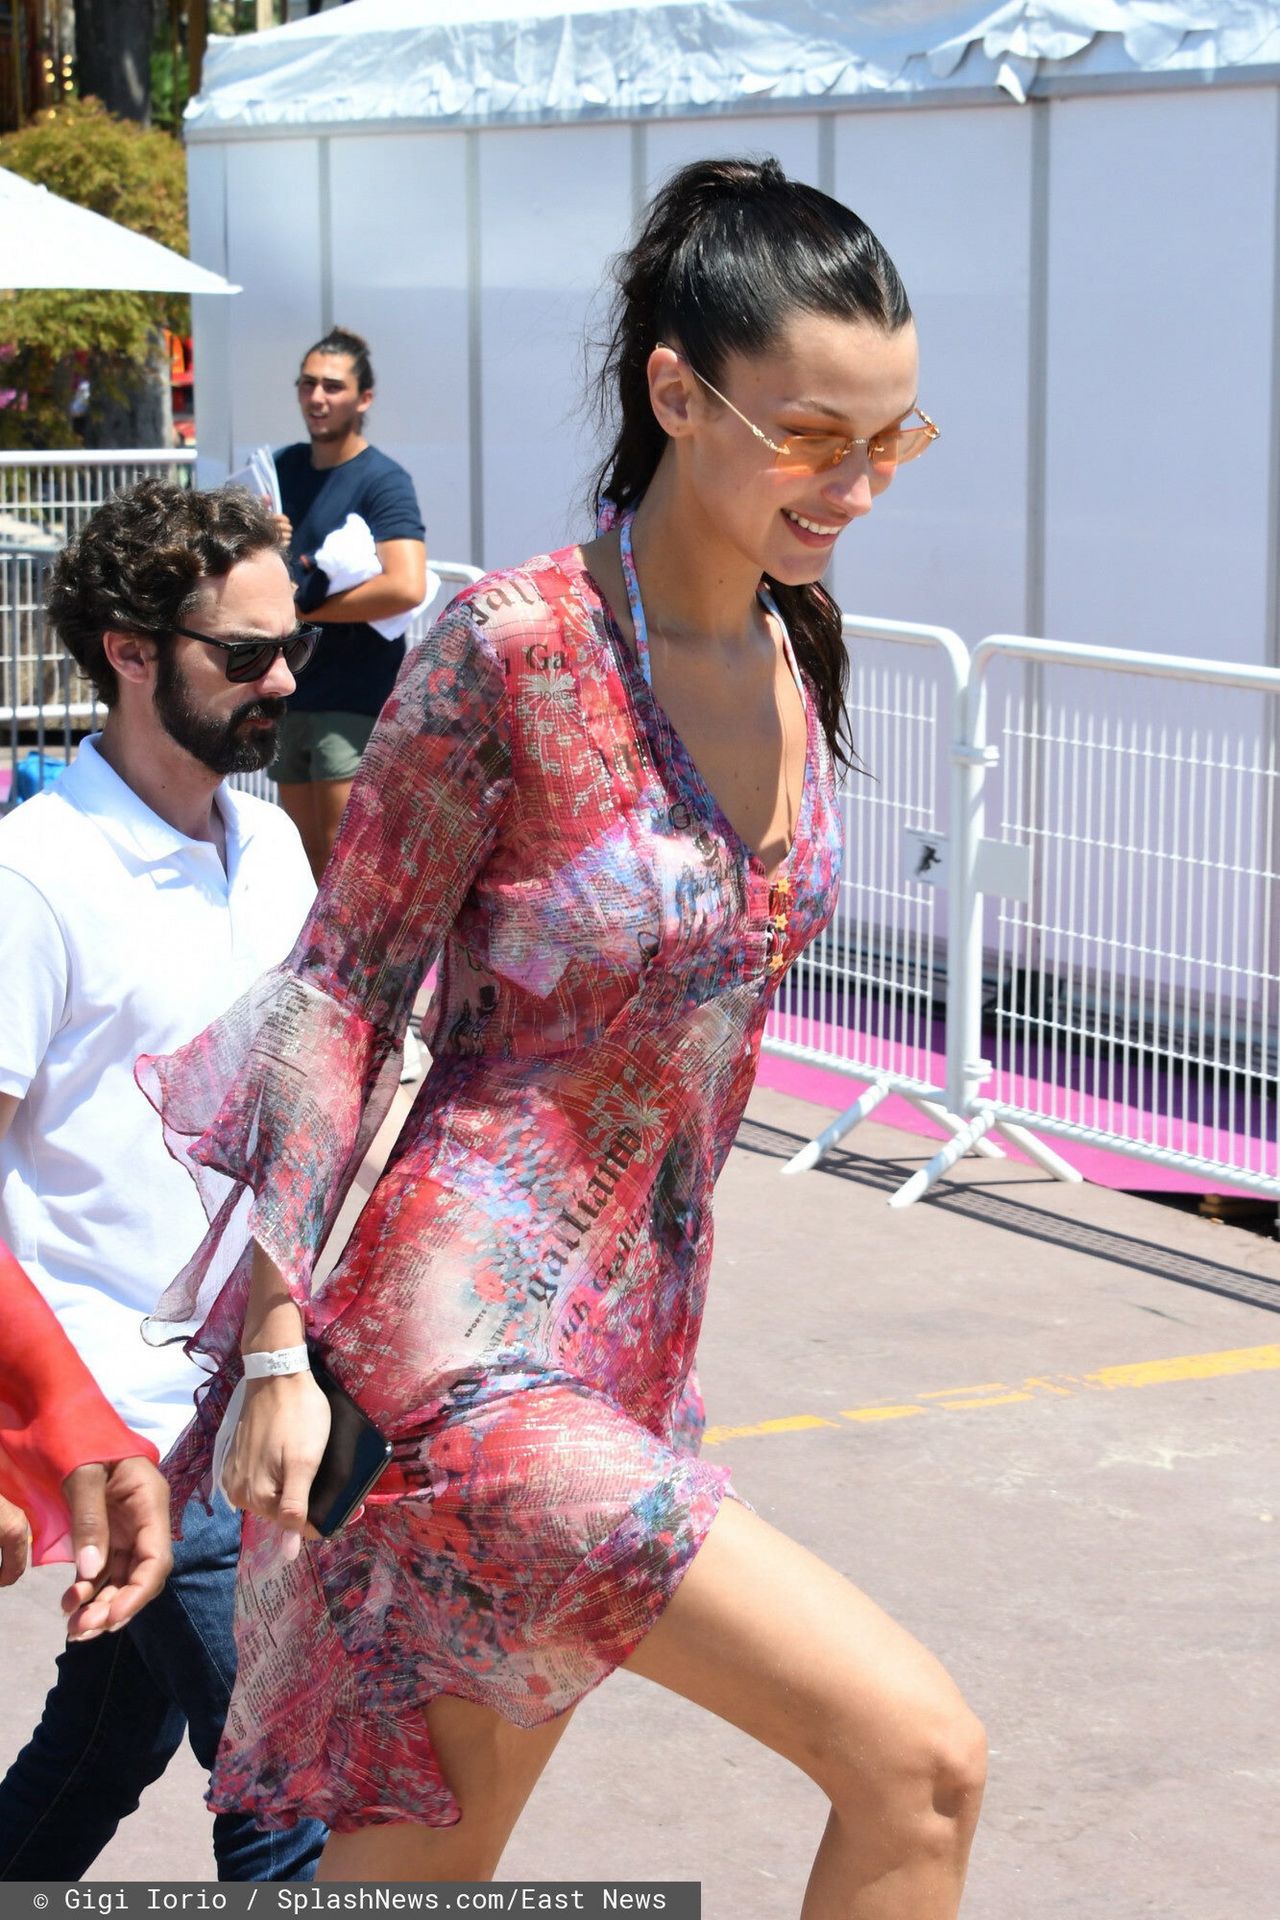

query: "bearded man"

left=0, top=480, right=325, bottom=1880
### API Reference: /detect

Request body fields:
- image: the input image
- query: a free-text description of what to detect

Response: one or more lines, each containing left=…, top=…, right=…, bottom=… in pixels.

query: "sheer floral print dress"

left=140, top=510, right=843, bottom=1832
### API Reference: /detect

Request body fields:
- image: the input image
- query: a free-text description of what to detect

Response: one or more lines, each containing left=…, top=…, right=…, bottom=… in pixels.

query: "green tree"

left=0, top=98, right=188, bottom=449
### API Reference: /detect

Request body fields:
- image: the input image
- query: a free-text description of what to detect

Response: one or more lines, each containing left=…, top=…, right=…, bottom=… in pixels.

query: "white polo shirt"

left=0, top=736, right=315, bottom=1455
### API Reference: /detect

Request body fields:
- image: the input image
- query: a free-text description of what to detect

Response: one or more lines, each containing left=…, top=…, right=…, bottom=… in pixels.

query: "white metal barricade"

left=0, top=452, right=199, bottom=754
left=0, top=448, right=198, bottom=541
left=895, top=636, right=1280, bottom=1206
left=768, top=622, right=1280, bottom=1211
left=764, top=614, right=1015, bottom=1182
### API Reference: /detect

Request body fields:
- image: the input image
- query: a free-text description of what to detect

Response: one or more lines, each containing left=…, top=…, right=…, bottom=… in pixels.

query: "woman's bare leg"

left=623, top=1500, right=986, bottom=1920
left=318, top=1503, right=984, bottom=1909
left=316, top=1697, right=575, bottom=1882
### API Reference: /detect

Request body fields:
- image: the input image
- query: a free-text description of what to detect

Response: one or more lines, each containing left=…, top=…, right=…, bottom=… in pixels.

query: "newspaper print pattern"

left=139, top=536, right=842, bottom=1833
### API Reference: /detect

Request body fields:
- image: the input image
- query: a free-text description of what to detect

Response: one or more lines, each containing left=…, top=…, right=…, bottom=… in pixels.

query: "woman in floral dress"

left=143, top=158, right=986, bottom=1915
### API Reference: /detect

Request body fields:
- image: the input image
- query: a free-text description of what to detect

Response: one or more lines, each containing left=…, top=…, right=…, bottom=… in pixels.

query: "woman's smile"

left=783, top=507, right=846, bottom=546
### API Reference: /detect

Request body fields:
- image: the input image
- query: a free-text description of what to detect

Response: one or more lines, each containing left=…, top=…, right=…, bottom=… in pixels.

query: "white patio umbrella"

left=0, top=165, right=240, bottom=294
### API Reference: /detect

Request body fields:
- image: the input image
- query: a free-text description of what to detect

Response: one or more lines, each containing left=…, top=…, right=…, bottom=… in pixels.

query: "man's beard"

left=154, top=648, right=286, bottom=776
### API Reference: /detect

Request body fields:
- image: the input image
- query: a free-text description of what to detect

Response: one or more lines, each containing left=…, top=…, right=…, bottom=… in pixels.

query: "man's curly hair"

left=45, top=479, right=282, bottom=707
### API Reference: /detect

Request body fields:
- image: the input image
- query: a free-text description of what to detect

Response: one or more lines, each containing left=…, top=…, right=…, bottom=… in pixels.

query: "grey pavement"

left=3, top=1083, right=1277, bottom=1916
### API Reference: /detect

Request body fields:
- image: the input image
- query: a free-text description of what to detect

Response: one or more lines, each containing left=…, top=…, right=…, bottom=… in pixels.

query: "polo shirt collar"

left=61, top=734, right=240, bottom=869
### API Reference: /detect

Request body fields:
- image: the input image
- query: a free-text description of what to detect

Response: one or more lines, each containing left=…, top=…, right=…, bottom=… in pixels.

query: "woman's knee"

left=926, top=1703, right=988, bottom=1820
left=808, top=1676, right=988, bottom=1838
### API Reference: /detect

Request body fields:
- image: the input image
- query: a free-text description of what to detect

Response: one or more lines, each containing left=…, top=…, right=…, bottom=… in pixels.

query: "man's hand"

left=267, top=510, right=293, bottom=545
left=61, top=1457, right=173, bottom=1641
left=0, top=1492, right=29, bottom=1587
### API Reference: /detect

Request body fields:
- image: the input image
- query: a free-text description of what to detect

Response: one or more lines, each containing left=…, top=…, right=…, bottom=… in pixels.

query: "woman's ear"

left=647, top=344, right=696, bottom=441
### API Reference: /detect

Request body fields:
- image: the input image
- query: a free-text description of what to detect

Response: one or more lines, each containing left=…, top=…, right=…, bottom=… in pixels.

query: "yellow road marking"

left=704, top=1413, right=838, bottom=1445
left=939, top=1391, right=1036, bottom=1411
left=841, top=1405, right=927, bottom=1423
left=1086, top=1344, right=1280, bottom=1391
left=918, top=1382, right=1008, bottom=1398
left=702, top=1342, right=1280, bottom=1448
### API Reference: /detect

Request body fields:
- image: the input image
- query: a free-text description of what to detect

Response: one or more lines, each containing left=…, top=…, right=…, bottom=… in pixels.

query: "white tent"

left=183, top=0, right=1280, bottom=680
left=0, top=166, right=240, bottom=294
left=194, top=0, right=1280, bottom=126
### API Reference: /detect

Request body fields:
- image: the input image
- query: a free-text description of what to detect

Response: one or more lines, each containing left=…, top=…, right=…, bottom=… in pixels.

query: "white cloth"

left=0, top=737, right=315, bottom=1456
left=311, top=511, right=441, bottom=640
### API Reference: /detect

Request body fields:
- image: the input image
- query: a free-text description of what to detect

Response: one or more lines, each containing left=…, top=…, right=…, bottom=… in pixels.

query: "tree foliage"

left=0, top=99, right=189, bottom=448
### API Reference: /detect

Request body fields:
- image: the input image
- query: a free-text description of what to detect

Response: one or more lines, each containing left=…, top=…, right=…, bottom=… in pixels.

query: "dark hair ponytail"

left=593, top=156, right=910, bottom=773
left=303, top=325, right=375, bottom=393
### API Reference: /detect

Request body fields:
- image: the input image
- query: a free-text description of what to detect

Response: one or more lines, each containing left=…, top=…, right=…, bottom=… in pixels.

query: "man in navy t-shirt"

left=271, top=326, right=426, bottom=884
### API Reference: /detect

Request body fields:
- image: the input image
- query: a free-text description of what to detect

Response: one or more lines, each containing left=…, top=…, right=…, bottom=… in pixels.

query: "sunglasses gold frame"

left=658, top=343, right=939, bottom=474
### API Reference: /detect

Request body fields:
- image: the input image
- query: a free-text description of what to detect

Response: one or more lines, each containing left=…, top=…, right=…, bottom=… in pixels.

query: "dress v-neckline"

left=573, top=515, right=812, bottom=889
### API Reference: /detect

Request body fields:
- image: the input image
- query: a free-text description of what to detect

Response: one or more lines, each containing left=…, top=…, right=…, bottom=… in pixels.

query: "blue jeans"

left=0, top=1496, right=326, bottom=1880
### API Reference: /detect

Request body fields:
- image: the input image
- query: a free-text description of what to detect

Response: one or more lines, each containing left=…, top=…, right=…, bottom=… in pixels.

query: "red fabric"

left=0, top=1239, right=158, bottom=1565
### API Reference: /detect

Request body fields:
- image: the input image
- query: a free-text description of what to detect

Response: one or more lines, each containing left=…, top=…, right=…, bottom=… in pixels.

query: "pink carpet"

left=758, top=1024, right=1271, bottom=1198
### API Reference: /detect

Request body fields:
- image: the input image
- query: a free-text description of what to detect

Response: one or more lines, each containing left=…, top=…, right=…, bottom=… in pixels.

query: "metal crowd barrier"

left=1, top=451, right=199, bottom=806
left=764, top=614, right=1010, bottom=1178
left=0, top=447, right=198, bottom=544
left=906, top=636, right=1280, bottom=1206
left=768, top=630, right=1279, bottom=1208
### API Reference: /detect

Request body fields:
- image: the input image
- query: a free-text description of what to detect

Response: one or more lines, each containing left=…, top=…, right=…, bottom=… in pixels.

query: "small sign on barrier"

left=903, top=826, right=948, bottom=887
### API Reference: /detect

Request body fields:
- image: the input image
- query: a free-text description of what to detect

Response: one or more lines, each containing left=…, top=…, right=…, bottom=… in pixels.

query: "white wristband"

left=242, top=1344, right=310, bottom=1379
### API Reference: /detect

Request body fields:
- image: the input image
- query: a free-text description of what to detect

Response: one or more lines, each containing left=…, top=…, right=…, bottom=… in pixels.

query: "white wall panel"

left=223, top=141, right=324, bottom=471
left=832, top=106, right=1034, bottom=643
left=643, top=114, right=820, bottom=198
left=478, top=124, right=633, bottom=568
left=1043, top=90, right=1275, bottom=667
left=187, top=143, right=234, bottom=485
left=1039, top=87, right=1277, bottom=771
left=328, top=133, right=471, bottom=566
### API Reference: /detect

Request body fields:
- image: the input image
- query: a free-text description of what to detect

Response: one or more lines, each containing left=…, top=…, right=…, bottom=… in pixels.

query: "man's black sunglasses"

left=166, top=623, right=320, bottom=684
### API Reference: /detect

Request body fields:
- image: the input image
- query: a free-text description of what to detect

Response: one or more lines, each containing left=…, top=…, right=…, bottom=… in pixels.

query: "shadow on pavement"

left=735, top=1115, right=1280, bottom=1318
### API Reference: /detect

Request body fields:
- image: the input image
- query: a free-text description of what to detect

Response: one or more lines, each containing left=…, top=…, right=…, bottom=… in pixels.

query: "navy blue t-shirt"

left=275, top=442, right=426, bottom=716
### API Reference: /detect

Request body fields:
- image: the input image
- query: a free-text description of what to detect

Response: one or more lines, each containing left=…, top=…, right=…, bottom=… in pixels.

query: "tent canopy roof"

left=187, top=0, right=1280, bottom=136
left=0, top=166, right=240, bottom=292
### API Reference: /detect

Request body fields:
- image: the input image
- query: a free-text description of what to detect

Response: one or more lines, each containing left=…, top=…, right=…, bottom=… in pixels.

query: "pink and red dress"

left=141, top=520, right=842, bottom=1832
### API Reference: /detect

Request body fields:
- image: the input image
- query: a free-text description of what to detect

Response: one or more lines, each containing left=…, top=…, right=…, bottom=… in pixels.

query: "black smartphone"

left=306, top=1348, right=394, bottom=1538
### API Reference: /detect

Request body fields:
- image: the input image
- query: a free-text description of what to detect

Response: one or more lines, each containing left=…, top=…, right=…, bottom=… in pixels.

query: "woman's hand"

left=222, top=1370, right=331, bottom=1562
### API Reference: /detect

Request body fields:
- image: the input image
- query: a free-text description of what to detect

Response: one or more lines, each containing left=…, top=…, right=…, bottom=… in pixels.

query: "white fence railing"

left=766, top=614, right=1011, bottom=1175
left=903, top=636, right=1280, bottom=1206
left=768, top=632, right=1280, bottom=1208
left=1, top=450, right=198, bottom=728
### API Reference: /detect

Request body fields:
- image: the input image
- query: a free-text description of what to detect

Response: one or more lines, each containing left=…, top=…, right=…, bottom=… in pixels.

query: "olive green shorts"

left=271, top=709, right=377, bottom=785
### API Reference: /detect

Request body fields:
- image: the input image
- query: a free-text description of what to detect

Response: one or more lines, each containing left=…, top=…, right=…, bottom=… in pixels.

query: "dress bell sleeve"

left=0, top=1240, right=160, bottom=1565
left=137, top=596, right=512, bottom=1491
